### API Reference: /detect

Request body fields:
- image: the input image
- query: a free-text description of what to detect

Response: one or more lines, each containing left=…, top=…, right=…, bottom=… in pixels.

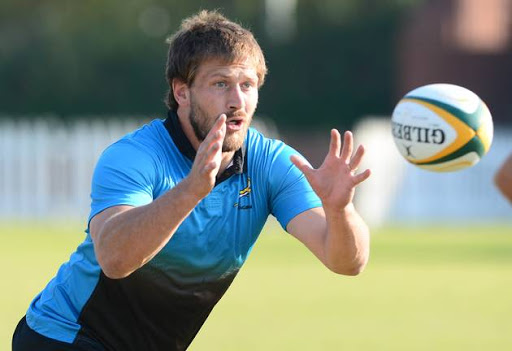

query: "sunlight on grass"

left=1, top=220, right=511, bottom=350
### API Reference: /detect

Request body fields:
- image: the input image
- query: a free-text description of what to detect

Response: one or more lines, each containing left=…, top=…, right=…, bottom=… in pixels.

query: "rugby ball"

left=391, top=83, right=493, bottom=172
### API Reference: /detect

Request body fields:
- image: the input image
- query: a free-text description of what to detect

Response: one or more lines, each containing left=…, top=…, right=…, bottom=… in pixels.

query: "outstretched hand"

left=290, top=129, right=371, bottom=212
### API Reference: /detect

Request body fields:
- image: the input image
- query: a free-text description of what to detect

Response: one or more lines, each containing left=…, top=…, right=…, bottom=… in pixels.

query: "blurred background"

left=1, top=0, right=511, bottom=349
left=1, top=0, right=511, bottom=223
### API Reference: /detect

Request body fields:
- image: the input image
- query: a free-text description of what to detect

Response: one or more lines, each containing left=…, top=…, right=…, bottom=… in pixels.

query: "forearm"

left=96, top=177, right=202, bottom=278
left=323, top=203, right=370, bottom=275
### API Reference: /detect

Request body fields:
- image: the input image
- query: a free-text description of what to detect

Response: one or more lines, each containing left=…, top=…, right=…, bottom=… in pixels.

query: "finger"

left=349, top=144, right=365, bottom=171
left=290, top=154, right=314, bottom=176
left=204, top=159, right=220, bottom=173
left=197, top=115, right=226, bottom=155
left=203, top=114, right=227, bottom=144
left=212, top=114, right=227, bottom=138
left=340, top=131, right=354, bottom=162
left=215, top=113, right=227, bottom=129
left=328, top=129, right=341, bottom=158
left=202, top=138, right=222, bottom=167
left=353, top=169, right=371, bottom=185
left=196, top=130, right=219, bottom=162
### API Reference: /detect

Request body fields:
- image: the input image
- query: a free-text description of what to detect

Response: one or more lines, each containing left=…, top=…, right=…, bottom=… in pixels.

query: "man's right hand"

left=185, top=114, right=227, bottom=199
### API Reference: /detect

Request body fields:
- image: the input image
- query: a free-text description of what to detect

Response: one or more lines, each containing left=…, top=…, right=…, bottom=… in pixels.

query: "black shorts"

left=12, top=316, right=105, bottom=351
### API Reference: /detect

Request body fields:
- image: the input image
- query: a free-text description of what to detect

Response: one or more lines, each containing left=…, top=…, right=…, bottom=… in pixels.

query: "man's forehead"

left=197, top=58, right=258, bottom=78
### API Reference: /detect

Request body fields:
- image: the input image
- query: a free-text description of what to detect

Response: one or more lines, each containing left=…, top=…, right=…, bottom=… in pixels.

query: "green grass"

left=1, top=221, right=512, bottom=350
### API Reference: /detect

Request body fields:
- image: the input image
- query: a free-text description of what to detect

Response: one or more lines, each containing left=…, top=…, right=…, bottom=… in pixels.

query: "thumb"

left=290, top=154, right=314, bottom=176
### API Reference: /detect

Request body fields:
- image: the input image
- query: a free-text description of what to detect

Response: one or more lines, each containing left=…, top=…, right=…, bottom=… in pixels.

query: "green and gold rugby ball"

left=391, top=83, right=493, bottom=172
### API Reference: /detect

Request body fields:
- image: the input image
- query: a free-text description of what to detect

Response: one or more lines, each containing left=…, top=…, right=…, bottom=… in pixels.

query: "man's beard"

left=189, top=98, right=251, bottom=152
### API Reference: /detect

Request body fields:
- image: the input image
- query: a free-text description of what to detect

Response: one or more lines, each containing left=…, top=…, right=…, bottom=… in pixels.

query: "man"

left=12, top=10, right=371, bottom=351
left=495, top=153, right=512, bottom=203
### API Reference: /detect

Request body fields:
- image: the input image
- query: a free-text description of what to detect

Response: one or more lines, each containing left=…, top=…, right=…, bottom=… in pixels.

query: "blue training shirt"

left=26, top=112, right=322, bottom=350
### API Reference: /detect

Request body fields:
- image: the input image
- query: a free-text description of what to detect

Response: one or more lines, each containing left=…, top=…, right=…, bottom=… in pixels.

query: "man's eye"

left=242, top=82, right=254, bottom=89
left=214, top=81, right=227, bottom=88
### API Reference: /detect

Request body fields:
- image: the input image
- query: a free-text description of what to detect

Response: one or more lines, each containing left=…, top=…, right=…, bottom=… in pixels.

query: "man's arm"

left=288, top=130, right=371, bottom=275
left=494, top=153, right=512, bottom=203
left=89, top=115, right=227, bottom=279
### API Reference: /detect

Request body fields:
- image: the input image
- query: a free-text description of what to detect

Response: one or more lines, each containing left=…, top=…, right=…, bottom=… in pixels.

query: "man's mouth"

left=226, top=118, right=244, bottom=131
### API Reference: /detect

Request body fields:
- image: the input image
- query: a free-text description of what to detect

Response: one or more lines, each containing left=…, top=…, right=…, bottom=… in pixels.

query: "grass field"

left=1, top=221, right=511, bottom=350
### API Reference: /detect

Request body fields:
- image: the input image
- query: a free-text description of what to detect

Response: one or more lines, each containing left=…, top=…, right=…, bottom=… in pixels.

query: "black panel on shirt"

left=77, top=267, right=238, bottom=351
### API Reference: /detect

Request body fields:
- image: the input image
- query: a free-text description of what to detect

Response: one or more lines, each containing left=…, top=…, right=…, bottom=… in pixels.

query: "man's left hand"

left=290, top=129, right=371, bottom=213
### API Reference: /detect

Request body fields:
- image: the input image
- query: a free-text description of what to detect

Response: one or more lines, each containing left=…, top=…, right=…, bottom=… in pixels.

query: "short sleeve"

left=267, top=142, right=322, bottom=230
left=88, top=140, right=157, bottom=223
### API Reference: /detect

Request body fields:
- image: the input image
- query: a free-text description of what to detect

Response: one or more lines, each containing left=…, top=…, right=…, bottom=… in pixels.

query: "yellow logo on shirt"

left=238, top=178, right=251, bottom=198
left=234, top=178, right=252, bottom=209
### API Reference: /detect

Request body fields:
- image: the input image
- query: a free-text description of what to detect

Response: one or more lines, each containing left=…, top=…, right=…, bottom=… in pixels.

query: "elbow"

left=329, top=264, right=366, bottom=277
left=102, top=266, right=132, bottom=280
left=93, top=228, right=136, bottom=279
left=327, top=256, right=369, bottom=276
left=325, top=238, right=370, bottom=276
left=342, top=264, right=366, bottom=276
left=96, top=252, right=133, bottom=279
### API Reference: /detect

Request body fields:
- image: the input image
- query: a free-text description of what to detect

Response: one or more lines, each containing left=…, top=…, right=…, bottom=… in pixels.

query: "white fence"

left=0, top=117, right=511, bottom=224
left=0, top=118, right=147, bottom=219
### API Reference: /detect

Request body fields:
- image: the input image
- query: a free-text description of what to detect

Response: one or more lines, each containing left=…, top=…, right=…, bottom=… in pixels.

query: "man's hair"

left=165, top=10, right=267, bottom=111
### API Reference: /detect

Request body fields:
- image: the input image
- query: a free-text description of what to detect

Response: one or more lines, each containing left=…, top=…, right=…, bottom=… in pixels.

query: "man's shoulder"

left=119, top=119, right=166, bottom=146
left=98, top=119, right=168, bottom=167
left=246, top=127, right=286, bottom=152
left=246, top=127, right=297, bottom=173
left=108, top=119, right=167, bottom=151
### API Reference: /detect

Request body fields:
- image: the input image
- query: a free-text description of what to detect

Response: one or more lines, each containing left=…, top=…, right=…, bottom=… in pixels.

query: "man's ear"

left=172, top=79, right=190, bottom=107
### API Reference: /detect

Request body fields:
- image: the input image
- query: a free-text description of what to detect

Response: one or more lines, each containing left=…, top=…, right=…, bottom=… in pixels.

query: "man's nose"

left=227, top=84, right=244, bottom=111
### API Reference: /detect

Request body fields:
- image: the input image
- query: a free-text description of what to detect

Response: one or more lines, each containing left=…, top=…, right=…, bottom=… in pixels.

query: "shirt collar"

left=163, top=110, right=246, bottom=184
